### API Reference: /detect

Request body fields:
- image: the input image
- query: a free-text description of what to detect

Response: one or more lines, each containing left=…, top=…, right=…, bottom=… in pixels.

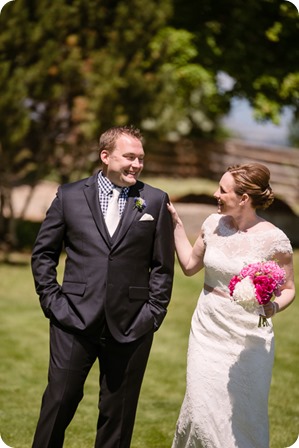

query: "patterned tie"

left=105, top=187, right=121, bottom=236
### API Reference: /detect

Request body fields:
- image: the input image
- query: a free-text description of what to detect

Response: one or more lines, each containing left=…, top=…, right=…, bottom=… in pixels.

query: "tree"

left=1, top=0, right=299, bottom=252
left=172, top=0, right=299, bottom=124
left=0, top=0, right=223, bottom=251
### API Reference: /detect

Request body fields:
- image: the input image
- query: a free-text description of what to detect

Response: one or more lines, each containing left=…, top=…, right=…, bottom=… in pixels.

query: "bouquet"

left=228, top=260, right=286, bottom=327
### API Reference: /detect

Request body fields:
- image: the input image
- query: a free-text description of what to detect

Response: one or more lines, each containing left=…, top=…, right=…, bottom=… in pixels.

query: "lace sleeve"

left=268, top=229, right=293, bottom=258
left=202, top=214, right=219, bottom=245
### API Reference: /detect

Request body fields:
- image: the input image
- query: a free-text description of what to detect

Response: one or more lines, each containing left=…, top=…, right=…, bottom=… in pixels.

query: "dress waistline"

left=204, top=283, right=230, bottom=299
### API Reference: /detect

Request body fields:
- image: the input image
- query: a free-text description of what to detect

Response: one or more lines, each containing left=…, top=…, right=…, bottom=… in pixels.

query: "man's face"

left=101, top=135, right=145, bottom=187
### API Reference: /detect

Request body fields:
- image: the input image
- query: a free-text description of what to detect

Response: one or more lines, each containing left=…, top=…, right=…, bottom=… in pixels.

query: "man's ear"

left=100, top=150, right=109, bottom=165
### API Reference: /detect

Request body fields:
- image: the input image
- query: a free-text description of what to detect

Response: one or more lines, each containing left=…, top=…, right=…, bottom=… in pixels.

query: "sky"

left=217, top=71, right=293, bottom=148
left=222, top=98, right=292, bottom=147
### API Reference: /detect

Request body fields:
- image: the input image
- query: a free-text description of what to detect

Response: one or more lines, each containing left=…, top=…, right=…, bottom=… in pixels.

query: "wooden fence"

left=144, top=138, right=299, bottom=211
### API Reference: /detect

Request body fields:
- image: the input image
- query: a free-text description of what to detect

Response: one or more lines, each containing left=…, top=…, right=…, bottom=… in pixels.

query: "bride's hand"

left=262, top=301, right=277, bottom=318
left=167, top=202, right=182, bottom=227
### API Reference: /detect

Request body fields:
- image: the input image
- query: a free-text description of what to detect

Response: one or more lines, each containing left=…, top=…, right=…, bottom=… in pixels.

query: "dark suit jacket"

left=31, top=173, right=175, bottom=343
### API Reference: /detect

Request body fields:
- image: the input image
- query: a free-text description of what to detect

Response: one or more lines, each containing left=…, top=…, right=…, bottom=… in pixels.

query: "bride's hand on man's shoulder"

left=167, top=202, right=177, bottom=218
left=167, top=202, right=182, bottom=227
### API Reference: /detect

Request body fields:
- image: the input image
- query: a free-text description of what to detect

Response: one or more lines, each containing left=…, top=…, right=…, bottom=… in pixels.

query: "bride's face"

left=213, top=172, right=242, bottom=215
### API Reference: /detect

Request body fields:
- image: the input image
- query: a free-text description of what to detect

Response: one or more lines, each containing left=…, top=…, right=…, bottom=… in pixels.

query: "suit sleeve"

left=148, top=193, right=175, bottom=330
left=31, top=187, right=66, bottom=319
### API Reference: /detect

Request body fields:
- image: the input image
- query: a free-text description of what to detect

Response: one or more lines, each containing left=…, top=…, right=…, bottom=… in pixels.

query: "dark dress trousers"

left=31, top=173, right=174, bottom=448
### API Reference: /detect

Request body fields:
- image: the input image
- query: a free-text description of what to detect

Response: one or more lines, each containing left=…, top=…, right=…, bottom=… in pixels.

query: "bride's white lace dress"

left=171, top=213, right=293, bottom=448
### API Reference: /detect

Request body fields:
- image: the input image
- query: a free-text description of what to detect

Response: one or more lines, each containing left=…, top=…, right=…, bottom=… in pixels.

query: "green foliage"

left=1, top=0, right=299, bottom=247
left=0, top=0, right=174, bottom=188
left=1, top=0, right=299, bottom=158
left=141, top=27, right=226, bottom=139
left=289, top=119, right=299, bottom=147
left=0, top=252, right=298, bottom=447
left=1, top=0, right=298, bottom=165
left=0, top=0, right=167, bottom=246
left=0, top=0, right=228, bottom=185
left=172, top=0, right=299, bottom=123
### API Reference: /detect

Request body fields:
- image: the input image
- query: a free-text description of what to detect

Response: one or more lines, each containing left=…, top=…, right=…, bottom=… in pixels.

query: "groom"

left=31, top=125, right=174, bottom=448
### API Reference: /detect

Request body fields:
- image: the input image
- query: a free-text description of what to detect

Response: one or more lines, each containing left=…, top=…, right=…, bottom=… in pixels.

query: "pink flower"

left=253, top=275, right=277, bottom=304
left=240, top=263, right=262, bottom=279
left=228, top=275, right=241, bottom=295
left=229, top=260, right=286, bottom=327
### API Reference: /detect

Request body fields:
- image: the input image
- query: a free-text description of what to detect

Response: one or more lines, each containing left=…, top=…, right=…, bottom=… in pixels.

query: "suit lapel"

left=83, top=173, right=110, bottom=245
left=113, top=181, right=145, bottom=246
left=83, top=175, right=145, bottom=248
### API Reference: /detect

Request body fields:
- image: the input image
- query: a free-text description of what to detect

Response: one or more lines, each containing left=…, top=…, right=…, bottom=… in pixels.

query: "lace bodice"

left=202, top=213, right=292, bottom=293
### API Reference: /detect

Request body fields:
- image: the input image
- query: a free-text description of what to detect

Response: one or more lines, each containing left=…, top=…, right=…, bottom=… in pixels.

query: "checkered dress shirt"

left=98, top=171, right=129, bottom=218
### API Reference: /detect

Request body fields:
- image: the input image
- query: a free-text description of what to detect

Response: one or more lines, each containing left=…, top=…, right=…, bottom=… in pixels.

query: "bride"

left=168, top=163, right=295, bottom=448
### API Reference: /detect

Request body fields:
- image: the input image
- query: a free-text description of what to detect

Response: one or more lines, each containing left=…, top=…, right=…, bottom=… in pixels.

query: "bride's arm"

left=273, top=252, right=295, bottom=312
left=263, top=251, right=295, bottom=317
left=167, top=202, right=205, bottom=276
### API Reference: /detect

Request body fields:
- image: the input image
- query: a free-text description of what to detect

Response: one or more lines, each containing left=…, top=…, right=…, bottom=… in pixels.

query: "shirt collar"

left=98, top=171, right=129, bottom=196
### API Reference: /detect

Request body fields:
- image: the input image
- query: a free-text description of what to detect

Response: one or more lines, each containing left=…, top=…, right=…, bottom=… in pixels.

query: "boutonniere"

left=133, top=197, right=147, bottom=212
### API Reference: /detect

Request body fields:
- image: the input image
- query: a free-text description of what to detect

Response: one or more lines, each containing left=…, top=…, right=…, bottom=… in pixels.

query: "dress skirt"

left=171, top=290, right=274, bottom=448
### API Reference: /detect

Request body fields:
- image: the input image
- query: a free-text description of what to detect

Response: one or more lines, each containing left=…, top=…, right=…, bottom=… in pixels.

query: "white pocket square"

left=139, top=213, right=154, bottom=221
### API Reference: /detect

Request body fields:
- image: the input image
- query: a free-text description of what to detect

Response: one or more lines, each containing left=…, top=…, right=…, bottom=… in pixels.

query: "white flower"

left=232, top=277, right=258, bottom=312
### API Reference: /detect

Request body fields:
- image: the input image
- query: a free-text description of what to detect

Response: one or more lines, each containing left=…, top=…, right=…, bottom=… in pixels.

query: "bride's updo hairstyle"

left=227, top=163, right=274, bottom=210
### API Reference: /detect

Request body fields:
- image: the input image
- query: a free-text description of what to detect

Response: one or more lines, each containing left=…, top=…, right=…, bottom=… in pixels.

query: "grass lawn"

left=0, top=250, right=298, bottom=448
